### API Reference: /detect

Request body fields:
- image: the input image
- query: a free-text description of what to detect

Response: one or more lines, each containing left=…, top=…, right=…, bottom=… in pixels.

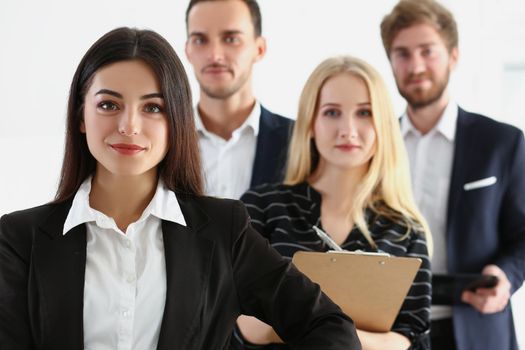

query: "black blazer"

left=250, top=106, right=294, bottom=187
left=444, top=108, right=525, bottom=350
left=0, top=195, right=361, bottom=350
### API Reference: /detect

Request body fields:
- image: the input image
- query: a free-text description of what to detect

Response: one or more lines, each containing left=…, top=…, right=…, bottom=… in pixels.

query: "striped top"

left=240, top=182, right=431, bottom=349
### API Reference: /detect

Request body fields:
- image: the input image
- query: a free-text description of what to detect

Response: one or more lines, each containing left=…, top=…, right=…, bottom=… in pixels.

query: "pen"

left=312, top=225, right=343, bottom=251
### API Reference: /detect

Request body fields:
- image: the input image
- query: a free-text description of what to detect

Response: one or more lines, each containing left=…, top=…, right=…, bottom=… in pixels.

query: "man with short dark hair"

left=381, top=1, right=525, bottom=349
left=185, top=0, right=293, bottom=200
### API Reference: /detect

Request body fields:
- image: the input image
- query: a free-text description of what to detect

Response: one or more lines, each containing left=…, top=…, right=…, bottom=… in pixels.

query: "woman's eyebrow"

left=94, top=89, right=163, bottom=100
left=141, top=93, right=164, bottom=100
left=95, top=89, right=122, bottom=98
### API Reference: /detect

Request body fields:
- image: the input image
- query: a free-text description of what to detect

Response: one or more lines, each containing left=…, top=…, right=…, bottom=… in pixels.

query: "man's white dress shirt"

left=195, top=102, right=260, bottom=199
left=63, top=177, right=186, bottom=350
left=401, top=102, right=458, bottom=320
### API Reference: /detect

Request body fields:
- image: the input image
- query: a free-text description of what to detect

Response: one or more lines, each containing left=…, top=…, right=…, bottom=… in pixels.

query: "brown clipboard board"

left=292, top=251, right=422, bottom=332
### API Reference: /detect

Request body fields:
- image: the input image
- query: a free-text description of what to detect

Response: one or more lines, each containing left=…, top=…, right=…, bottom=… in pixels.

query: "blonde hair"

left=285, top=56, right=432, bottom=256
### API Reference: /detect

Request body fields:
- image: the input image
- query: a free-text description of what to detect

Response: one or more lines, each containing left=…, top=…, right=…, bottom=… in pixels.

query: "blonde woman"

left=235, top=56, right=432, bottom=350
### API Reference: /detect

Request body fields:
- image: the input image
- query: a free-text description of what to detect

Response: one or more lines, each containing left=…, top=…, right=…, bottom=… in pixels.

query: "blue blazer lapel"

left=252, top=106, right=274, bottom=187
left=157, top=196, right=215, bottom=350
left=35, top=200, right=86, bottom=349
left=446, top=108, right=474, bottom=262
left=250, top=106, right=291, bottom=188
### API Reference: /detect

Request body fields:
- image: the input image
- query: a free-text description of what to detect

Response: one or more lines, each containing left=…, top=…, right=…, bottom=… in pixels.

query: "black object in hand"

left=432, top=274, right=499, bottom=305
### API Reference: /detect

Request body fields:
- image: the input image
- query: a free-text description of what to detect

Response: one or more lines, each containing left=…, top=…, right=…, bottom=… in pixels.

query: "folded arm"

left=231, top=201, right=361, bottom=350
left=237, top=316, right=410, bottom=350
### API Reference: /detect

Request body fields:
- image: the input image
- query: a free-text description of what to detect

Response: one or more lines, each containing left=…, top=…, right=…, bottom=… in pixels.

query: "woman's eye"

left=357, top=109, right=372, bottom=117
left=98, top=101, right=119, bottom=111
left=323, top=109, right=340, bottom=117
left=144, top=104, right=163, bottom=113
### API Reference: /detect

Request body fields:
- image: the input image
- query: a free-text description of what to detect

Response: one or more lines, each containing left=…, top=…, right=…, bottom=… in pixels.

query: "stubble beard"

left=398, top=69, right=450, bottom=110
left=199, top=70, right=251, bottom=100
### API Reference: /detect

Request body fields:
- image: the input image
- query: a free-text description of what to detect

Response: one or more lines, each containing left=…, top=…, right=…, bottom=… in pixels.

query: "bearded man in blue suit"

left=381, top=1, right=525, bottom=349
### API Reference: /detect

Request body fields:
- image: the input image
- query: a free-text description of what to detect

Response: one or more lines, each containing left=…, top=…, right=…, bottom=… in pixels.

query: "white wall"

left=0, top=0, right=523, bottom=344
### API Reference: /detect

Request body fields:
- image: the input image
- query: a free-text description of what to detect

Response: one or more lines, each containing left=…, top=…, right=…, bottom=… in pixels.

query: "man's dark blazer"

left=443, top=107, right=525, bottom=350
left=0, top=195, right=361, bottom=349
left=250, top=106, right=294, bottom=188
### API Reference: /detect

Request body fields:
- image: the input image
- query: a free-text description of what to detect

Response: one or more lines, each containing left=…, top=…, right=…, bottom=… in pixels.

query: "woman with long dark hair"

left=0, top=27, right=360, bottom=350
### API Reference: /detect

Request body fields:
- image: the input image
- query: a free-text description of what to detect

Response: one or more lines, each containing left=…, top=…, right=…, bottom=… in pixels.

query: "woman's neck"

left=309, top=163, right=367, bottom=211
left=308, top=163, right=368, bottom=244
left=89, top=167, right=158, bottom=232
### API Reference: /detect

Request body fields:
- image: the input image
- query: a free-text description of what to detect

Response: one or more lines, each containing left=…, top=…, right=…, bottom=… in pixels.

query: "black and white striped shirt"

left=241, top=182, right=431, bottom=348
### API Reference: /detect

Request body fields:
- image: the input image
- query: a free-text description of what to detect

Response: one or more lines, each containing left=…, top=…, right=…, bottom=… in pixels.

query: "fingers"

left=461, top=290, right=507, bottom=313
left=482, top=264, right=505, bottom=279
left=460, top=264, right=511, bottom=314
left=473, top=287, right=497, bottom=297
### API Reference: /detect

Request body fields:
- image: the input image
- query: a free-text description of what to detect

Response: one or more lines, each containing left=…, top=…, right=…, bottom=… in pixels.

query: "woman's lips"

left=335, top=144, right=360, bottom=151
left=109, top=143, right=146, bottom=155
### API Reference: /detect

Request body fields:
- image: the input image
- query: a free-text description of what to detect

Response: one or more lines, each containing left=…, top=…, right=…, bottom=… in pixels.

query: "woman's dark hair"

left=54, top=27, right=203, bottom=202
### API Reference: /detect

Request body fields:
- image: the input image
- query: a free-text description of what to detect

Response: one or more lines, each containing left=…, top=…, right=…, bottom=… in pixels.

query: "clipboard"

left=292, top=251, right=422, bottom=332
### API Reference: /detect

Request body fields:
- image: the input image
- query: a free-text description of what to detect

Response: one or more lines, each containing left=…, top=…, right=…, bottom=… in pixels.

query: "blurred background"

left=0, top=0, right=523, bottom=344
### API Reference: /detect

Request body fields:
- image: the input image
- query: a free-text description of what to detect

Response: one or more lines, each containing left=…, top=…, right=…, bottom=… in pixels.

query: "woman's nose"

left=118, top=109, right=140, bottom=136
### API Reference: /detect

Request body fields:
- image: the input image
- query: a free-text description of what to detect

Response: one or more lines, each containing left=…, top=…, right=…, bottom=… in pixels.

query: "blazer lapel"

left=446, top=109, right=473, bottom=253
left=34, top=200, right=86, bottom=349
left=251, top=106, right=271, bottom=187
left=157, top=196, right=215, bottom=350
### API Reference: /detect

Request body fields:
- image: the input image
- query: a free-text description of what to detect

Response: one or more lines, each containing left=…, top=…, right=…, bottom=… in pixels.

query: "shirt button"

left=123, top=239, right=132, bottom=248
left=126, top=275, right=136, bottom=283
left=122, top=309, right=130, bottom=318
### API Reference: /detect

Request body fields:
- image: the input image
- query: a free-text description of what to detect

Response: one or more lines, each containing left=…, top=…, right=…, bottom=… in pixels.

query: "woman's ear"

left=80, top=118, right=86, bottom=133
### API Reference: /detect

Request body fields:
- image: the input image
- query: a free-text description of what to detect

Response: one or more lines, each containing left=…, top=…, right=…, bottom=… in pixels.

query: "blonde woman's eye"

left=98, top=101, right=119, bottom=111
left=323, top=109, right=340, bottom=117
left=357, top=109, right=372, bottom=117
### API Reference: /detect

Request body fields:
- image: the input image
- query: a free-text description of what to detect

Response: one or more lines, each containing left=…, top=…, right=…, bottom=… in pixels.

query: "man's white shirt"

left=401, top=101, right=458, bottom=320
left=195, top=102, right=260, bottom=199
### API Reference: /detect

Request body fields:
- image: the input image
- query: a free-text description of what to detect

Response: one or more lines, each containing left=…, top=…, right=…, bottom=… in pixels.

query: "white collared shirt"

left=401, top=102, right=458, bottom=320
left=195, top=101, right=261, bottom=199
left=63, top=177, right=186, bottom=350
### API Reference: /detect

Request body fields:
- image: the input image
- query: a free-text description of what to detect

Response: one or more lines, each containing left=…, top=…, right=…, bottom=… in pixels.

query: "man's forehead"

left=392, top=23, right=446, bottom=49
left=187, top=0, right=253, bottom=33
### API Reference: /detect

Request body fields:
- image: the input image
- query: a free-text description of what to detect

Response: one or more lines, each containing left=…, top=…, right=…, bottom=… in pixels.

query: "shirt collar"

left=63, top=177, right=186, bottom=235
left=400, top=101, right=458, bottom=141
left=194, top=101, right=261, bottom=137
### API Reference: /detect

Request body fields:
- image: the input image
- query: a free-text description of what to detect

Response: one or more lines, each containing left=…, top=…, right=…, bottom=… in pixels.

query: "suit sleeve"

left=230, top=201, right=361, bottom=350
left=0, top=214, right=36, bottom=349
left=495, top=130, right=525, bottom=293
left=239, top=189, right=270, bottom=240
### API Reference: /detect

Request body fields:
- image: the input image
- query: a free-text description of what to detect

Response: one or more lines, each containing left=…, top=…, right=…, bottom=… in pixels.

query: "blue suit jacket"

left=446, top=108, right=525, bottom=350
left=250, top=106, right=293, bottom=188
